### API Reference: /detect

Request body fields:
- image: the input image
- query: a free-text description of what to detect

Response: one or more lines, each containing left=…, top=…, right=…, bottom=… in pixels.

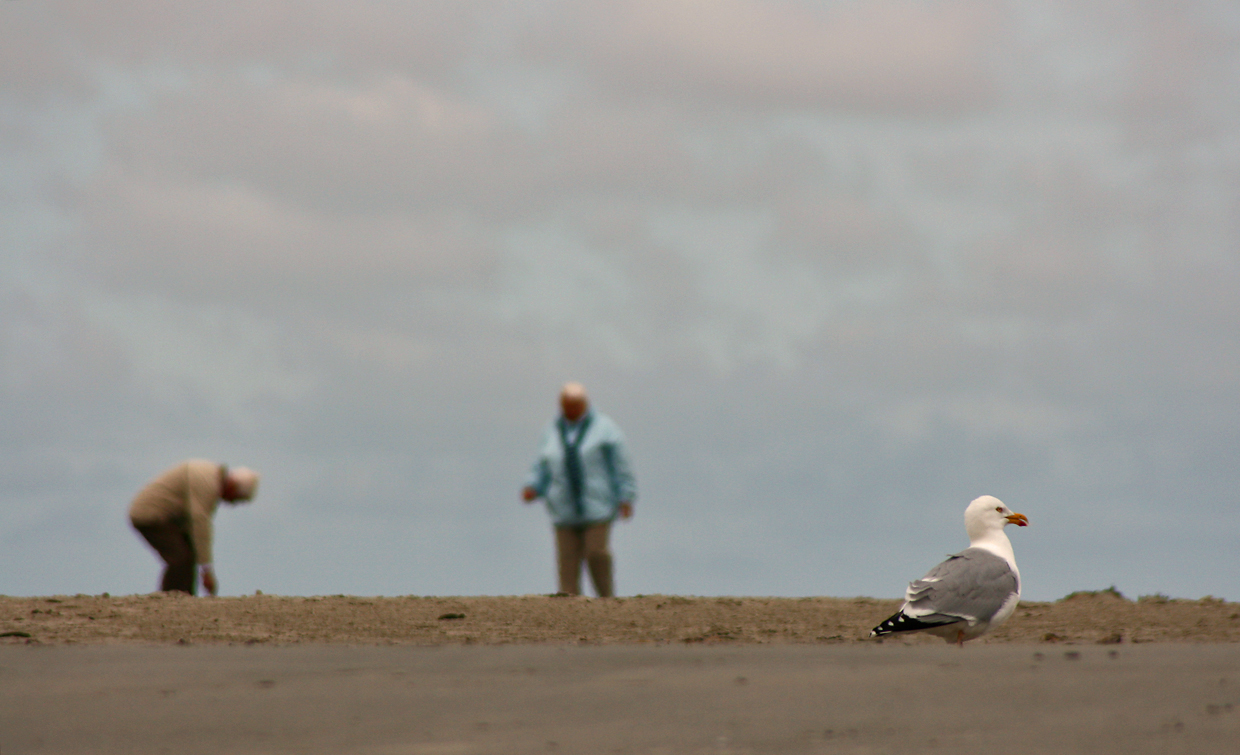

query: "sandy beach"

left=3, top=589, right=1238, bottom=646
left=3, top=592, right=1238, bottom=754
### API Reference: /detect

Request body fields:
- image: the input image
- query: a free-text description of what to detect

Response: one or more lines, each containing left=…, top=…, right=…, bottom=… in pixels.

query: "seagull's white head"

left=964, top=495, right=1028, bottom=544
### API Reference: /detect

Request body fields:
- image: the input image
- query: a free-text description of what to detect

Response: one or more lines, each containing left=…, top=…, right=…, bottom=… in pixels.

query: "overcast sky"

left=3, top=1, right=1238, bottom=602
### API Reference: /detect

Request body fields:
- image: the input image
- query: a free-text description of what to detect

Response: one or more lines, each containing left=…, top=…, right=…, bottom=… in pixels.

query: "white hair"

left=226, top=467, right=260, bottom=500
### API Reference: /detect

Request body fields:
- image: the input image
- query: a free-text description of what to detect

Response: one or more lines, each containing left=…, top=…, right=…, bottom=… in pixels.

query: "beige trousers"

left=554, top=522, right=614, bottom=597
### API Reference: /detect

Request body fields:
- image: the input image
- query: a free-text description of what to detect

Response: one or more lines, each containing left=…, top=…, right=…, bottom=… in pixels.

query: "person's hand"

left=618, top=502, right=634, bottom=520
left=521, top=486, right=539, bottom=503
left=200, top=567, right=218, bottom=596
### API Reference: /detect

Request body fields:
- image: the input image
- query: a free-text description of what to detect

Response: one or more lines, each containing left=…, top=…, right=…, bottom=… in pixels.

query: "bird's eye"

left=995, top=507, right=1003, bottom=513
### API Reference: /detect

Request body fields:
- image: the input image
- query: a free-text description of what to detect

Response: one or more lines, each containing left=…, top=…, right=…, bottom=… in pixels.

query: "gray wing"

left=902, top=548, right=1018, bottom=624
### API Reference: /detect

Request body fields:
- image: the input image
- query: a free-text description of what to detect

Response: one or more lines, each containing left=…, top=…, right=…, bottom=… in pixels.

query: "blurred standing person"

left=129, top=460, right=259, bottom=596
left=522, top=382, right=637, bottom=597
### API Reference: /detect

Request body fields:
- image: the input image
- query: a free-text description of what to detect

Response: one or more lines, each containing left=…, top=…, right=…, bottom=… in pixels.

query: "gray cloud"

left=3, top=1, right=1239, bottom=602
left=521, top=0, right=1001, bottom=112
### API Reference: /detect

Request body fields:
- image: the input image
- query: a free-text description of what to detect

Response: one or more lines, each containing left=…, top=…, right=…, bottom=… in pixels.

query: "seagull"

left=870, top=495, right=1029, bottom=646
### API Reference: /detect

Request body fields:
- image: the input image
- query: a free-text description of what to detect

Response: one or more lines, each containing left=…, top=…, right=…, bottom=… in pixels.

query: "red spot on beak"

left=1005, top=512, right=1029, bottom=527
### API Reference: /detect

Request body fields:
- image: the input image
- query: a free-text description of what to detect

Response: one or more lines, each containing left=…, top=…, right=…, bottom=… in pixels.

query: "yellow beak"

left=1005, top=512, right=1029, bottom=527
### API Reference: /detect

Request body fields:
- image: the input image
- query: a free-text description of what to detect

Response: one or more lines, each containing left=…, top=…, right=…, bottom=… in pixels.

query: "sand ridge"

left=3, top=590, right=1238, bottom=646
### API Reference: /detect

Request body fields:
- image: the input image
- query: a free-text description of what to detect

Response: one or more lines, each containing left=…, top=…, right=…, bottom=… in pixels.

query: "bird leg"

left=956, top=629, right=965, bottom=647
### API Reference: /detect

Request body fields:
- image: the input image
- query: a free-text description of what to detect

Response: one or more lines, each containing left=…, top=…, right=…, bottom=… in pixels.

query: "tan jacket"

left=128, top=460, right=223, bottom=565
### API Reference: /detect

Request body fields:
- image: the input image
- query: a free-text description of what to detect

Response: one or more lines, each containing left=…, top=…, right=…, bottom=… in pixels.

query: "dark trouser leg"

left=132, top=521, right=197, bottom=595
left=582, top=522, right=614, bottom=598
left=554, top=526, right=585, bottom=595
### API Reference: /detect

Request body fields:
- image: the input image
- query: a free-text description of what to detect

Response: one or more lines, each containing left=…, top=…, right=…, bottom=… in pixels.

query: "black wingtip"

left=870, top=611, right=951, bottom=637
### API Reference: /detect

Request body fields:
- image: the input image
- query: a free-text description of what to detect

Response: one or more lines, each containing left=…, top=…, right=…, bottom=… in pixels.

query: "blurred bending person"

left=522, top=382, right=637, bottom=597
left=129, top=460, right=259, bottom=596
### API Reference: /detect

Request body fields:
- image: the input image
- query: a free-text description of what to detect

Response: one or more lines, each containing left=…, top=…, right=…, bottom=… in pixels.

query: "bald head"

left=559, top=382, right=590, bottom=422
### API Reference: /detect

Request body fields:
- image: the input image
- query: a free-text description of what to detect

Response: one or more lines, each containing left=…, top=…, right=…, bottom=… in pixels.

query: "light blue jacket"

left=525, top=410, right=637, bottom=527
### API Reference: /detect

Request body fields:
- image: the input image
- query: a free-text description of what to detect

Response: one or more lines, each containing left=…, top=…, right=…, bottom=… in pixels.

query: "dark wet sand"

left=3, top=643, right=1238, bottom=754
